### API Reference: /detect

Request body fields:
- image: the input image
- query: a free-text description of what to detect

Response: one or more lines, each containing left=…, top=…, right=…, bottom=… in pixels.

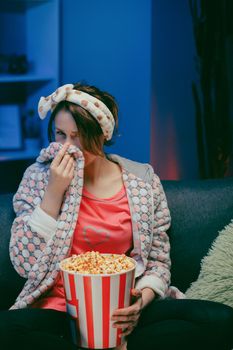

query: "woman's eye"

left=56, top=131, right=65, bottom=136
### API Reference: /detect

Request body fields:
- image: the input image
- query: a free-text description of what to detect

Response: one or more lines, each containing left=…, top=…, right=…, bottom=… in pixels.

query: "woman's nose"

left=66, top=136, right=75, bottom=145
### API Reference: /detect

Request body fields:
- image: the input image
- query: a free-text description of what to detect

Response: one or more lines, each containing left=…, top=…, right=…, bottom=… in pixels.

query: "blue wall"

left=61, top=0, right=151, bottom=163
left=0, top=0, right=200, bottom=180
left=151, top=0, right=198, bottom=179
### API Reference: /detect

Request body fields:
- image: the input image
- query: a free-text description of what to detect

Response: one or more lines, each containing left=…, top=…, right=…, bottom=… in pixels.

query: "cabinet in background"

left=0, top=0, right=60, bottom=162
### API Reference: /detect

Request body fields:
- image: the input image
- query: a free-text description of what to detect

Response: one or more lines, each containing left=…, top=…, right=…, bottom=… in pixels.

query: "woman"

left=1, top=83, right=233, bottom=350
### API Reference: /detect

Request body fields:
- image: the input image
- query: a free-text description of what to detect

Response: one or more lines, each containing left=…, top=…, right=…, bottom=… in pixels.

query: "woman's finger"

left=113, top=320, right=136, bottom=328
left=112, top=299, right=142, bottom=317
left=121, top=326, right=135, bottom=337
left=67, top=168, right=75, bottom=180
left=58, top=154, right=72, bottom=172
left=51, top=143, right=70, bottom=167
left=68, top=163, right=75, bottom=178
left=131, top=288, right=142, bottom=297
left=112, top=314, right=138, bottom=322
left=63, top=157, right=75, bottom=176
left=130, top=289, right=142, bottom=304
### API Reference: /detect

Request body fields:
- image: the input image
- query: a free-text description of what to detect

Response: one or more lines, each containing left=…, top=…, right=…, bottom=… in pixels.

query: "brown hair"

left=47, top=83, right=119, bottom=156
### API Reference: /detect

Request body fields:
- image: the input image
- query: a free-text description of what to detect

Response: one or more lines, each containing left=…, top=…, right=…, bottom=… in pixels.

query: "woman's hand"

left=40, top=142, right=75, bottom=219
left=48, top=142, right=75, bottom=194
left=111, top=289, right=143, bottom=337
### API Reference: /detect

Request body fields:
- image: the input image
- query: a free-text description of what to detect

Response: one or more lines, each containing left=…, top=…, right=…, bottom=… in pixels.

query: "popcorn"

left=60, top=251, right=135, bottom=274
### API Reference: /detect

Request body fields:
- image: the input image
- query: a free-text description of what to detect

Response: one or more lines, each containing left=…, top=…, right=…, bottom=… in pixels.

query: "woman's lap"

left=127, top=298, right=233, bottom=350
left=1, top=299, right=233, bottom=350
left=0, top=308, right=66, bottom=333
left=0, top=308, right=76, bottom=350
left=137, top=298, right=233, bottom=326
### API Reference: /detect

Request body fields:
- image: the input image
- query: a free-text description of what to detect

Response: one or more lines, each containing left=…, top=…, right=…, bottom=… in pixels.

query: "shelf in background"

left=0, top=0, right=59, bottom=153
left=0, top=74, right=55, bottom=83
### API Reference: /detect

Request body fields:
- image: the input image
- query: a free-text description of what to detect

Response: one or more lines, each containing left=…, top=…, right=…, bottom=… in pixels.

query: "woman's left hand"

left=111, top=289, right=143, bottom=337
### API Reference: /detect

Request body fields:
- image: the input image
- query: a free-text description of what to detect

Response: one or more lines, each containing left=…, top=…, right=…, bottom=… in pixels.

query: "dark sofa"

left=1, top=178, right=233, bottom=344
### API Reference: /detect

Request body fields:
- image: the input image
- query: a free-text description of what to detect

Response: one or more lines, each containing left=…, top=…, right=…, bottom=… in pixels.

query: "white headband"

left=38, top=84, right=115, bottom=140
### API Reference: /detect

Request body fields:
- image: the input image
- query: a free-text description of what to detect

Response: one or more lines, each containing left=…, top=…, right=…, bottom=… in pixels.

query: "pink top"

left=31, top=184, right=133, bottom=311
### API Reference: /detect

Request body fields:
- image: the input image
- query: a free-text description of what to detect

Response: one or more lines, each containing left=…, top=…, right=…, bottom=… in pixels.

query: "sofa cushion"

left=185, top=220, right=233, bottom=308
left=162, top=177, right=233, bottom=292
left=0, top=193, right=25, bottom=310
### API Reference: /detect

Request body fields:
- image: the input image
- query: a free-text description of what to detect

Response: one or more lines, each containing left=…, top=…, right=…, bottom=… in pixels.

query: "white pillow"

left=185, top=220, right=233, bottom=308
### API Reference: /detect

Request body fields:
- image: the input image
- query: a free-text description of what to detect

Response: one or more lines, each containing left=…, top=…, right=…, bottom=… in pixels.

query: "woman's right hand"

left=40, top=143, right=75, bottom=219
left=48, top=142, right=75, bottom=195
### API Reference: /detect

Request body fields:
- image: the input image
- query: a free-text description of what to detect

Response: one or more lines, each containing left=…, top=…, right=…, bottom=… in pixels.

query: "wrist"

left=46, top=183, right=65, bottom=199
left=46, top=182, right=64, bottom=197
left=141, top=287, right=157, bottom=309
left=40, top=184, right=64, bottom=219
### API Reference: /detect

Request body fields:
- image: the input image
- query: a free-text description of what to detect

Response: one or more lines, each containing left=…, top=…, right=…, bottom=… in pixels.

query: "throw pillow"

left=185, top=220, right=233, bottom=308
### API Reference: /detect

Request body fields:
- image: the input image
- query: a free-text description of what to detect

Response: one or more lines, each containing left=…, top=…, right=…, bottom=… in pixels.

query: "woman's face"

left=54, top=110, right=83, bottom=149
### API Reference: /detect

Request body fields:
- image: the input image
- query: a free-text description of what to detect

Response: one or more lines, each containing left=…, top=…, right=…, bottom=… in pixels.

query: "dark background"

left=0, top=0, right=232, bottom=194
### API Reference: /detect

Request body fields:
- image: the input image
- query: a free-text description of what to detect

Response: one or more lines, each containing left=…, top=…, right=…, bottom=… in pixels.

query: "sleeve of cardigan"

left=9, top=164, right=57, bottom=279
left=135, top=170, right=171, bottom=297
left=28, top=206, right=57, bottom=241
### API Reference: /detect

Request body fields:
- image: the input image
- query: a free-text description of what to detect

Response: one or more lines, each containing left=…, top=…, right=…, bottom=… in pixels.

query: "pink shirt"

left=31, top=184, right=133, bottom=311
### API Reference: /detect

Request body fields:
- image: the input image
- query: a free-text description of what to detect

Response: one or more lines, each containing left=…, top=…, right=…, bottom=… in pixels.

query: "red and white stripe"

left=62, top=269, right=135, bottom=349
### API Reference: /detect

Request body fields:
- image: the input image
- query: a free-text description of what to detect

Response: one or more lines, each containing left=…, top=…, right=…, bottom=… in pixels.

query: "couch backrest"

left=162, top=177, right=233, bottom=292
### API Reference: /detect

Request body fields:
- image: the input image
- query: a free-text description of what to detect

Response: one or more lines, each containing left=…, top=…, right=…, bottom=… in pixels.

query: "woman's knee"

left=200, top=301, right=233, bottom=329
left=127, top=300, right=233, bottom=350
left=0, top=310, right=19, bottom=333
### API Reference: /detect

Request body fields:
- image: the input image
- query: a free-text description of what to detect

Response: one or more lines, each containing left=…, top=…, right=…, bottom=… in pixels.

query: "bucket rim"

left=59, top=253, right=136, bottom=277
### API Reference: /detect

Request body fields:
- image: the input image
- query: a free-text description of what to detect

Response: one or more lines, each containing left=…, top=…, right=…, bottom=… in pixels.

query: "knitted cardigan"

left=9, top=142, right=184, bottom=309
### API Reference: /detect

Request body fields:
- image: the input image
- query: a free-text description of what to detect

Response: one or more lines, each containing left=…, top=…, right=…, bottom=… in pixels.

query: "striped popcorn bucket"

left=60, top=255, right=136, bottom=349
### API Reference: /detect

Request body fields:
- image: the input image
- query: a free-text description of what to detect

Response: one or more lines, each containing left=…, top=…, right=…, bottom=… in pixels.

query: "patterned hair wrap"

left=38, top=83, right=115, bottom=140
